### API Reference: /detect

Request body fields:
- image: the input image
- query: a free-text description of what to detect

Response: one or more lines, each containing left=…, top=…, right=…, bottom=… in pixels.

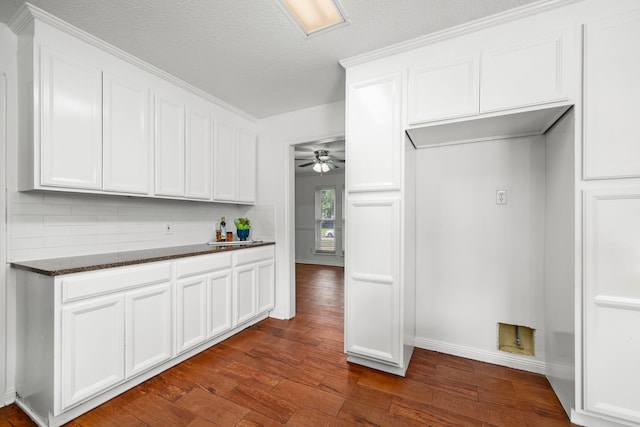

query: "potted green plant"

left=235, top=217, right=250, bottom=241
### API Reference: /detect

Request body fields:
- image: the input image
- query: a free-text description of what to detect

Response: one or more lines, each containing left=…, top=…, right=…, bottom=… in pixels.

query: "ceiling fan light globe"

left=321, top=163, right=330, bottom=172
left=313, top=162, right=322, bottom=172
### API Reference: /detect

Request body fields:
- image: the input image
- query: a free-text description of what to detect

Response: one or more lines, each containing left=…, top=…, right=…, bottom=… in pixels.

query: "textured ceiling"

left=0, top=0, right=539, bottom=118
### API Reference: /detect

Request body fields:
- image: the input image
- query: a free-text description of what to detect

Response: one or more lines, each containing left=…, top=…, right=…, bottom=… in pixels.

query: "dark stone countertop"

left=11, top=241, right=275, bottom=276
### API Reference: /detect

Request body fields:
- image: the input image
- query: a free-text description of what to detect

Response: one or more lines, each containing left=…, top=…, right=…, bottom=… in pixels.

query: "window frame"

left=314, top=186, right=337, bottom=255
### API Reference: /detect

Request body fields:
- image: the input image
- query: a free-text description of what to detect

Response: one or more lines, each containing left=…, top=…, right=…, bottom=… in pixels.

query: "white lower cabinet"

left=15, top=245, right=275, bottom=426
left=175, top=252, right=234, bottom=353
left=233, top=246, right=276, bottom=327
left=61, top=295, right=125, bottom=411
left=125, top=283, right=173, bottom=377
left=176, top=276, right=208, bottom=354
left=208, top=270, right=233, bottom=338
left=234, top=264, right=257, bottom=326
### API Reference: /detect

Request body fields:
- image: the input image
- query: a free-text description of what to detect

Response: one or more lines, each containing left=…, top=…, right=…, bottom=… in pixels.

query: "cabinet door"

left=480, top=31, right=568, bottom=113
left=40, top=46, right=102, bottom=190
left=185, top=102, right=213, bottom=200
left=345, top=198, right=401, bottom=365
left=176, top=276, right=207, bottom=354
left=237, top=130, right=256, bottom=204
left=213, top=122, right=237, bottom=201
left=208, top=269, right=233, bottom=338
left=155, top=93, right=185, bottom=197
left=347, top=73, right=402, bottom=192
left=233, top=264, right=256, bottom=326
left=584, top=189, right=640, bottom=423
left=61, top=294, right=124, bottom=410
left=103, top=72, right=150, bottom=194
left=257, top=259, right=275, bottom=314
left=407, top=56, right=479, bottom=125
left=584, top=10, right=640, bottom=179
left=125, top=283, right=172, bottom=377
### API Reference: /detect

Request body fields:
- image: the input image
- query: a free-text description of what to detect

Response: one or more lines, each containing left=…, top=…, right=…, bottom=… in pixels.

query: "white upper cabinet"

left=15, top=10, right=258, bottom=204
left=185, top=97, right=214, bottom=200
left=407, top=55, right=480, bottom=125
left=40, top=46, right=102, bottom=190
left=237, top=129, right=257, bottom=203
left=103, top=71, right=151, bottom=194
left=347, top=73, right=402, bottom=192
left=584, top=10, right=640, bottom=179
left=213, top=122, right=237, bottom=202
left=480, top=30, right=569, bottom=113
left=406, top=29, right=572, bottom=129
left=214, top=122, right=256, bottom=204
left=154, top=92, right=186, bottom=197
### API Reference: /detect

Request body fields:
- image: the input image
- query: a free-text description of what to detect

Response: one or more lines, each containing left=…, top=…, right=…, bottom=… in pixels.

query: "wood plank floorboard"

left=0, top=263, right=577, bottom=426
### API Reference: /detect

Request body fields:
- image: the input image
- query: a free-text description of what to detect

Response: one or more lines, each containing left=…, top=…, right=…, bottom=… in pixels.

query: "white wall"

left=295, top=170, right=344, bottom=266
left=414, top=135, right=547, bottom=372
left=257, top=101, right=345, bottom=319
left=544, top=109, right=575, bottom=414
left=0, top=22, right=17, bottom=406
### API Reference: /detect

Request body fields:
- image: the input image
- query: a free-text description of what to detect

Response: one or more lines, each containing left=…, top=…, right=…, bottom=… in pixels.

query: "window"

left=315, top=187, right=336, bottom=253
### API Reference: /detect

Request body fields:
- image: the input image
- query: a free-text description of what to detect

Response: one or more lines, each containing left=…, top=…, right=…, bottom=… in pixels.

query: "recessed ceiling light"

left=276, top=0, right=350, bottom=37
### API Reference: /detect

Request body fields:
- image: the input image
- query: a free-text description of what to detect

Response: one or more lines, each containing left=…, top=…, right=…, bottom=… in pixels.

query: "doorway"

left=285, top=135, right=344, bottom=320
left=0, top=72, right=7, bottom=404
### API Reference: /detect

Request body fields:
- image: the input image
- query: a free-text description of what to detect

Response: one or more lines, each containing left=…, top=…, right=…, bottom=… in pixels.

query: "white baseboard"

left=3, top=388, right=15, bottom=406
left=571, top=409, right=636, bottom=427
left=295, top=259, right=344, bottom=267
left=268, top=310, right=292, bottom=320
left=414, top=337, right=546, bottom=374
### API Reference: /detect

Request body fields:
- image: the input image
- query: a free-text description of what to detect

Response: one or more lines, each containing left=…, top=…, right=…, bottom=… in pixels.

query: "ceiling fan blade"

left=298, top=161, right=315, bottom=168
left=334, top=159, right=346, bottom=163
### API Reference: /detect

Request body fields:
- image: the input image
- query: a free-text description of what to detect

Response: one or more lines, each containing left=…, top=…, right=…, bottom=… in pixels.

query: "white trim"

left=284, top=133, right=345, bottom=320
left=0, top=72, right=7, bottom=407
left=8, top=3, right=256, bottom=123
left=339, top=0, right=581, bottom=69
left=571, top=408, right=639, bottom=427
left=414, top=337, right=546, bottom=374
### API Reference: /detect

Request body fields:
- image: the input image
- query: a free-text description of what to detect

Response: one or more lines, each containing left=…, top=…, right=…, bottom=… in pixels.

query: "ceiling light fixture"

left=276, top=0, right=350, bottom=37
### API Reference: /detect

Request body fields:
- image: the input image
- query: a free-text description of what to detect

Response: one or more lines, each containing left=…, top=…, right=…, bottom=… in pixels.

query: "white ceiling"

left=0, top=0, right=538, bottom=119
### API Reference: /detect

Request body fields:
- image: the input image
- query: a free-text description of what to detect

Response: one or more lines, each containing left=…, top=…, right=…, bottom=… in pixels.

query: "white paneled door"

left=185, top=100, right=213, bottom=200
left=584, top=189, right=640, bottom=423
left=176, top=276, right=208, bottom=354
left=208, top=269, right=233, bottom=338
left=408, top=56, right=480, bottom=125
left=40, top=47, right=102, bottom=190
left=584, top=10, right=640, bottom=179
left=154, top=93, right=185, bottom=197
left=125, top=283, right=173, bottom=378
left=103, top=72, right=151, bottom=194
left=60, top=295, right=125, bottom=411
left=346, top=73, right=402, bottom=192
left=345, top=198, right=401, bottom=365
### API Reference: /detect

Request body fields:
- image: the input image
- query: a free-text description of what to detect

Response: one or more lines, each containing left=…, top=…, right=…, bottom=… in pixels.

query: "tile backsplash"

left=8, top=191, right=275, bottom=262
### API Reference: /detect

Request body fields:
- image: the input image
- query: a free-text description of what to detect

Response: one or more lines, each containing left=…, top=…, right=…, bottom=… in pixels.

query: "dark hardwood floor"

left=0, top=263, right=576, bottom=426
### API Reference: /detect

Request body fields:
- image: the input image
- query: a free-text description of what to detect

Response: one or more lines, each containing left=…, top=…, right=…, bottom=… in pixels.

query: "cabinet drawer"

left=62, top=263, right=172, bottom=303
left=176, top=252, right=232, bottom=278
left=233, top=246, right=275, bottom=267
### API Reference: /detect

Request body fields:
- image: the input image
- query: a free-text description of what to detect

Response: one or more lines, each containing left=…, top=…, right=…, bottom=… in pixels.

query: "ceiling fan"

left=297, top=149, right=345, bottom=174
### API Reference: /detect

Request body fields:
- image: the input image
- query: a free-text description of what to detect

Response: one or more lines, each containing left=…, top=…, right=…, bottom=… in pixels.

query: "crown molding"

left=339, top=0, right=582, bottom=69
left=9, top=2, right=256, bottom=123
